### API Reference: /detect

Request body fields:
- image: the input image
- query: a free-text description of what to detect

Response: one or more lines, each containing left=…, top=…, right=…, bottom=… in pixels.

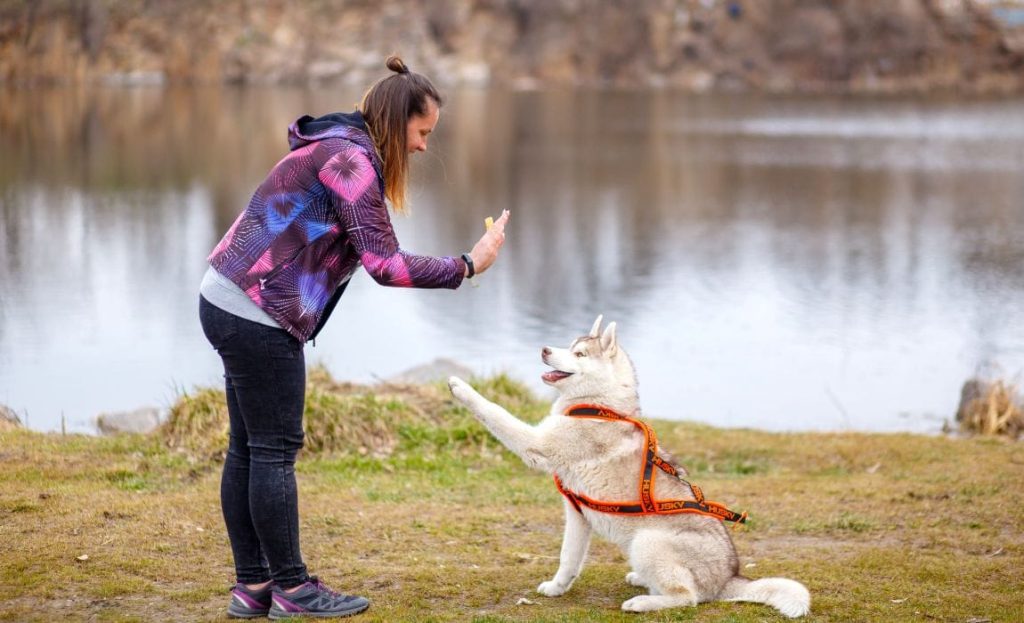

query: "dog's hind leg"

left=621, top=532, right=698, bottom=612
left=448, top=376, right=549, bottom=470
left=625, top=572, right=658, bottom=593
left=537, top=500, right=592, bottom=597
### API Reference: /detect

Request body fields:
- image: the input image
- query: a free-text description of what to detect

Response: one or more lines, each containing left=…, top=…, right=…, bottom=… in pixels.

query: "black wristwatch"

left=460, top=253, right=476, bottom=278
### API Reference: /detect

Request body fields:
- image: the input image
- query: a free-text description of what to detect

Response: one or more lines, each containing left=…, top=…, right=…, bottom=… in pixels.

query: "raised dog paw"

left=447, top=376, right=476, bottom=403
left=625, top=572, right=647, bottom=588
left=536, top=580, right=568, bottom=597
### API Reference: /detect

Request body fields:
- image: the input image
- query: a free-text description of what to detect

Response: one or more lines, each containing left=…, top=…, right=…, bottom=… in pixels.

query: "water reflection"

left=1, top=87, right=1022, bottom=433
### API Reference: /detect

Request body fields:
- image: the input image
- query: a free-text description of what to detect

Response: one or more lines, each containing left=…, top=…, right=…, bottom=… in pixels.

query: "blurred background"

left=1, top=0, right=1023, bottom=434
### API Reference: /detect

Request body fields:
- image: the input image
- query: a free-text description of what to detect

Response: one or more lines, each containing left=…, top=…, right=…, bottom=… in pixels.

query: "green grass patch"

left=1, top=371, right=1022, bottom=621
left=104, top=469, right=152, bottom=491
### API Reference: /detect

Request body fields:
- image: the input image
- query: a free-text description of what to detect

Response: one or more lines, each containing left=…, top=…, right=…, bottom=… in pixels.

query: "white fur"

left=448, top=316, right=810, bottom=617
left=719, top=577, right=812, bottom=618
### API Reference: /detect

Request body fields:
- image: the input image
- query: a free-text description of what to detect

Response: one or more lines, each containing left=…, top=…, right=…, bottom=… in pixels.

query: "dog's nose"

left=542, top=347, right=552, bottom=357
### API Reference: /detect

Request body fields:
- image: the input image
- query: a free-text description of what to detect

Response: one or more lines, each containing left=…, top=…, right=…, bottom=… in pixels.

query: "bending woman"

left=199, top=55, right=508, bottom=619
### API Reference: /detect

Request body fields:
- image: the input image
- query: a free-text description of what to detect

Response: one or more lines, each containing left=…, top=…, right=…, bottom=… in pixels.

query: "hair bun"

left=385, top=55, right=410, bottom=75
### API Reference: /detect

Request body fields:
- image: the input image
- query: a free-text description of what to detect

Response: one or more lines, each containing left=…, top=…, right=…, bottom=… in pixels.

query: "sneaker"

left=228, top=582, right=274, bottom=619
left=269, top=576, right=370, bottom=619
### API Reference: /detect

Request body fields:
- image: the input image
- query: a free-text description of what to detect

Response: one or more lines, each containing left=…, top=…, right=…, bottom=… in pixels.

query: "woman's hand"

left=466, top=210, right=510, bottom=276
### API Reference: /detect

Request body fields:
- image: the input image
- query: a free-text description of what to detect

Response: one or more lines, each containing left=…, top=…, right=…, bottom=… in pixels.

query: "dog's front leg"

left=448, top=376, right=549, bottom=470
left=537, top=500, right=592, bottom=597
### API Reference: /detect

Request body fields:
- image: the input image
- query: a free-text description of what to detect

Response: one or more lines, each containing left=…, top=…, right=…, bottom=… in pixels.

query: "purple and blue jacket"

left=207, top=111, right=465, bottom=342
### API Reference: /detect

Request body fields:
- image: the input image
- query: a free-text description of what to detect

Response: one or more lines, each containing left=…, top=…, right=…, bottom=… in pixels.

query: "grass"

left=956, top=378, right=1023, bottom=439
left=1, top=372, right=1023, bottom=622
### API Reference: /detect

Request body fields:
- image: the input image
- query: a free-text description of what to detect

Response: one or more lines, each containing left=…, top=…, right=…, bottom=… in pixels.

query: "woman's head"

left=360, top=55, right=443, bottom=214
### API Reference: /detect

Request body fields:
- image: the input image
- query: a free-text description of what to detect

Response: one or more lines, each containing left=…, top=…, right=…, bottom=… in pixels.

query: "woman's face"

left=406, top=98, right=440, bottom=154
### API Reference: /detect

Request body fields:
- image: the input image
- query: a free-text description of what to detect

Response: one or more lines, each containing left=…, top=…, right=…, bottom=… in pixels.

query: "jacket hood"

left=288, top=110, right=370, bottom=151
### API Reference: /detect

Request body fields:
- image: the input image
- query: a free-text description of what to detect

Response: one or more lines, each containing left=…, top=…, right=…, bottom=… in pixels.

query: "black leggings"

left=199, top=295, right=309, bottom=587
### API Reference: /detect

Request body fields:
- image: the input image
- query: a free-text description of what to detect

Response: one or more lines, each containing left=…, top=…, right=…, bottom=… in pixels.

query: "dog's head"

left=541, top=315, right=637, bottom=401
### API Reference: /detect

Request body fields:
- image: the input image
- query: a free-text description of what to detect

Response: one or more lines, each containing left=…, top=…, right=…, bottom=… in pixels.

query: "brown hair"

left=360, top=55, right=443, bottom=214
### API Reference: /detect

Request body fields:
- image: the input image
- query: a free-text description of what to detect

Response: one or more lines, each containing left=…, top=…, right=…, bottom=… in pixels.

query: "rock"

left=0, top=404, right=22, bottom=430
left=307, top=60, right=347, bottom=81
left=95, top=407, right=163, bottom=435
left=456, top=61, right=491, bottom=86
left=955, top=378, right=986, bottom=423
left=100, top=71, right=166, bottom=87
left=387, top=358, right=475, bottom=385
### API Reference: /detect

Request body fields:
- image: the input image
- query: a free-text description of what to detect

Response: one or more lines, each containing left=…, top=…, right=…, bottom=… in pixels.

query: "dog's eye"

left=574, top=351, right=586, bottom=358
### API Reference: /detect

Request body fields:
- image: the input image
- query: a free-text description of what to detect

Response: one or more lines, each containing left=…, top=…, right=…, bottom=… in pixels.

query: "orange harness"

left=554, top=405, right=747, bottom=526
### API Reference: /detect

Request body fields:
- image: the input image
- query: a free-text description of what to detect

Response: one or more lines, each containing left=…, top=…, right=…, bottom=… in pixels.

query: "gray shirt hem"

left=199, top=266, right=282, bottom=329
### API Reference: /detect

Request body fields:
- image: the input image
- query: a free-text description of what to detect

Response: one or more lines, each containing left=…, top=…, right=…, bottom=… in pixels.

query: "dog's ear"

left=600, top=321, right=617, bottom=355
left=589, top=314, right=603, bottom=338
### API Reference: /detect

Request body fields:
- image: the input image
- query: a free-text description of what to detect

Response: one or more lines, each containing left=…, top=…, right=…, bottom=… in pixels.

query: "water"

left=2, top=86, right=1023, bottom=434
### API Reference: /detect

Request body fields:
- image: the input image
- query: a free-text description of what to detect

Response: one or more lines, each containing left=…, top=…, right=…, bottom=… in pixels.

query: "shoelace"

left=308, top=576, right=342, bottom=600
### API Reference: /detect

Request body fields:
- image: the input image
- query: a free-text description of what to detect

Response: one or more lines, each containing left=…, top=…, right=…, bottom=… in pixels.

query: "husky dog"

left=447, top=316, right=810, bottom=617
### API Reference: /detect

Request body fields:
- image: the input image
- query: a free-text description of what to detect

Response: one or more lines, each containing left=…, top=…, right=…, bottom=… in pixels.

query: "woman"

left=199, top=55, right=508, bottom=619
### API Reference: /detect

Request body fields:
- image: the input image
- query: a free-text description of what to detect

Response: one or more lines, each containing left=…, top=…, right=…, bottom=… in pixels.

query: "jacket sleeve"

left=319, top=146, right=465, bottom=289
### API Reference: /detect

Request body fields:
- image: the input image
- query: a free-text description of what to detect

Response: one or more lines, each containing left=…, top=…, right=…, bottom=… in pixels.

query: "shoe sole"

left=228, top=604, right=271, bottom=618
left=268, top=602, right=370, bottom=619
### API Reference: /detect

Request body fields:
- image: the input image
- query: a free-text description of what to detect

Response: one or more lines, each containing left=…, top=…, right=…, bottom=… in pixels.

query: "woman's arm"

left=319, top=147, right=464, bottom=289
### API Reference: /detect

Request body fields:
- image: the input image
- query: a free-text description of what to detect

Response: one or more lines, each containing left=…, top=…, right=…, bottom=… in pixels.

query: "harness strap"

left=555, top=404, right=747, bottom=525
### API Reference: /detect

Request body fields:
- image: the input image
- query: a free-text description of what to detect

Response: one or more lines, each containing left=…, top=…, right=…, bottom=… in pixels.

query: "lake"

left=1, top=86, right=1022, bottom=434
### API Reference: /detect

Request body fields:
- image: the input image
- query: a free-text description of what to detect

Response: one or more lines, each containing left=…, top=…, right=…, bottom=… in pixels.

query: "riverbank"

left=1, top=374, right=1021, bottom=622
left=2, top=0, right=1023, bottom=93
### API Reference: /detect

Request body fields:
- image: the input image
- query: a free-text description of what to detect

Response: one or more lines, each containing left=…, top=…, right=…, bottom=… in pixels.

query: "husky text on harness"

left=554, top=405, right=747, bottom=525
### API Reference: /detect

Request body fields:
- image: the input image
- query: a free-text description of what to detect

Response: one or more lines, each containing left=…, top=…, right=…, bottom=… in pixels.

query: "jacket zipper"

left=258, top=246, right=307, bottom=291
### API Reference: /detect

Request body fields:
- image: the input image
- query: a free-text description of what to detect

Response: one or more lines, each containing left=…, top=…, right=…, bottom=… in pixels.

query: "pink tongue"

left=542, top=370, right=571, bottom=382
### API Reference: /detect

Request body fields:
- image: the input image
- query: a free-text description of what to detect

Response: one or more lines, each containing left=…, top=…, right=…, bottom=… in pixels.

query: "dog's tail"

left=717, top=575, right=810, bottom=618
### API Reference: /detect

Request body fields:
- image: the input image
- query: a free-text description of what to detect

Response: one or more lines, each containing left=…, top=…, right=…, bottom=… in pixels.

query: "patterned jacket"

left=207, top=111, right=464, bottom=342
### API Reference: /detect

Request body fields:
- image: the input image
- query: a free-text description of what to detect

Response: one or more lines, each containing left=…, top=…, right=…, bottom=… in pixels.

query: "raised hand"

left=467, top=209, right=509, bottom=276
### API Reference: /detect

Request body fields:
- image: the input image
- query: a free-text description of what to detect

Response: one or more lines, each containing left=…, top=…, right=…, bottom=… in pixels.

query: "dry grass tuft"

left=159, top=366, right=550, bottom=461
left=956, top=378, right=1023, bottom=439
left=159, top=386, right=229, bottom=460
left=302, top=388, right=412, bottom=456
left=0, top=405, right=22, bottom=431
